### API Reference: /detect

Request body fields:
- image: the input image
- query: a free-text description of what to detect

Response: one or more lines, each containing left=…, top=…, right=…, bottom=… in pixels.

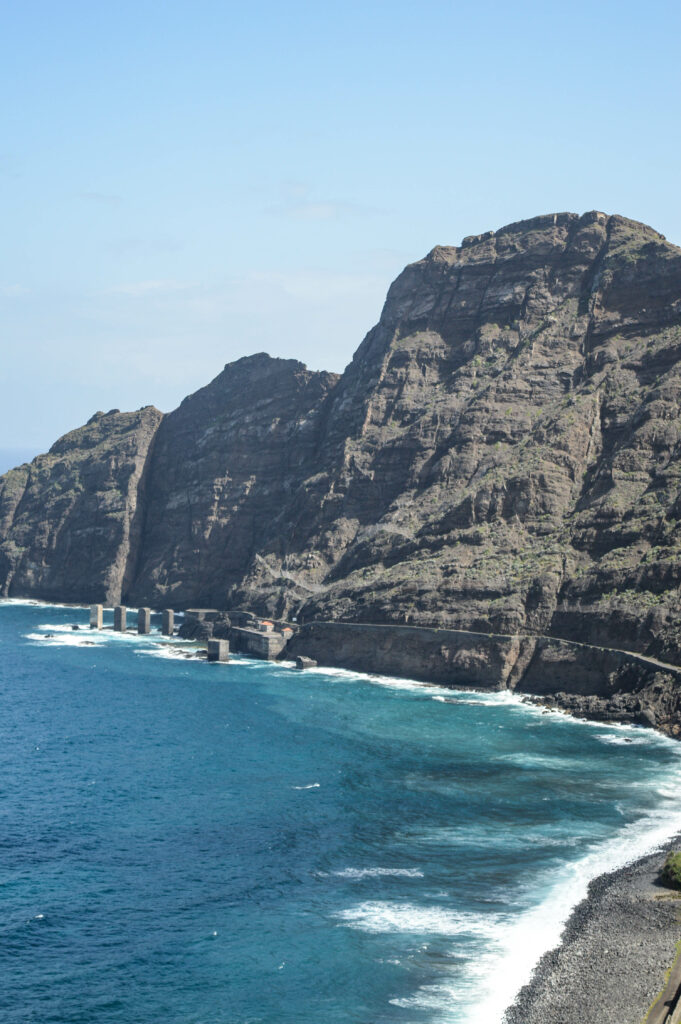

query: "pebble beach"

left=505, top=840, right=681, bottom=1024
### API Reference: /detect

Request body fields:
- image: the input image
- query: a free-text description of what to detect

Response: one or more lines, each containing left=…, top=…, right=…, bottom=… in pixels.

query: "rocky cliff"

left=126, top=354, right=339, bottom=608
left=2, top=211, right=681, bottom=676
left=0, top=406, right=162, bottom=603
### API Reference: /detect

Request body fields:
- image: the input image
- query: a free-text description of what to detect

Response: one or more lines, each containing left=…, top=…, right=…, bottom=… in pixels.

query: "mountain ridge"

left=2, top=210, right=681, bottom=674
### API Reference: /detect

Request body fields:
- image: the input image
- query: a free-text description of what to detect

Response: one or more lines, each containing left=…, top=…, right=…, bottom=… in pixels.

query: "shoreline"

left=6, top=599, right=681, bottom=1021
left=287, top=620, right=681, bottom=742
left=3, top=599, right=681, bottom=741
left=504, top=839, right=681, bottom=1024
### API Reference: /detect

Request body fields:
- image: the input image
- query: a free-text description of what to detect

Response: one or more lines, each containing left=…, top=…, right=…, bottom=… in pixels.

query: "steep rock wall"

left=1, top=210, right=681, bottom=675
left=0, top=406, right=163, bottom=603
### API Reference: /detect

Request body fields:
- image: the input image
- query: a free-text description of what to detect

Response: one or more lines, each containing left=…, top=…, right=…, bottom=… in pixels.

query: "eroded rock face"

left=1, top=210, right=681, bottom=671
left=0, top=407, right=163, bottom=603
left=125, top=354, right=339, bottom=608
left=230, top=212, right=681, bottom=666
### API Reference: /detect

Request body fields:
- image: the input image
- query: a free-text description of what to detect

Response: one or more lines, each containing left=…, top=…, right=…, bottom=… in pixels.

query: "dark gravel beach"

left=505, top=839, right=681, bottom=1024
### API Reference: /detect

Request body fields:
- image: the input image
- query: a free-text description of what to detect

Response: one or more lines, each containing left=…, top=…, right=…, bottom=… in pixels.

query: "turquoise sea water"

left=2, top=601, right=681, bottom=1024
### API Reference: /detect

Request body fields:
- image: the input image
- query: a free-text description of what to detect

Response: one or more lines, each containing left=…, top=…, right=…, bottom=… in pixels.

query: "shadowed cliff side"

left=0, top=406, right=163, bottom=603
left=124, top=354, right=340, bottom=607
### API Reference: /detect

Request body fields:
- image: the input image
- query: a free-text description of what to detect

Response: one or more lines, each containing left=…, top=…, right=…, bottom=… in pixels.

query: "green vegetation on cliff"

left=661, top=852, right=681, bottom=890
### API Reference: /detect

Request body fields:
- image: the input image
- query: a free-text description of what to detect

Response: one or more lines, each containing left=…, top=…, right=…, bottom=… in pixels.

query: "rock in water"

left=295, top=656, right=318, bottom=670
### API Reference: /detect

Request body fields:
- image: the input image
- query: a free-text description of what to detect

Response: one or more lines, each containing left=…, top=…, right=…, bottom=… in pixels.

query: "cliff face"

left=125, top=354, right=339, bottom=608
left=0, top=406, right=163, bottom=603
left=2, top=210, right=681, bottom=670
left=231, top=212, right=681, bottom=668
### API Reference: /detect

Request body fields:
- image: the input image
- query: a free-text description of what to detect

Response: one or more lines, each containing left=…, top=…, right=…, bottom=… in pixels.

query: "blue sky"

left=1, top=0, right=680, bottom=458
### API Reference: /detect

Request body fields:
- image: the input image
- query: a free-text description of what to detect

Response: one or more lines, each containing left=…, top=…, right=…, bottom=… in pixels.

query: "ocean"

left=2, top=601, right=681, bottom=1024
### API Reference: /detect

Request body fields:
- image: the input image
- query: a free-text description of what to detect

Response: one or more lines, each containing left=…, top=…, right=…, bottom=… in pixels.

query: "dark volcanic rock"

left=126, top=353, right=338, bottom=609
left=1, top=210, right=681, bottom=724
left=224, top=213, right=681, bottom=667
left=505, top=845, right=681, bottom=1024
left=177, top=619, right=215, bottom=641
left=0, top=406, right=162, bottom=603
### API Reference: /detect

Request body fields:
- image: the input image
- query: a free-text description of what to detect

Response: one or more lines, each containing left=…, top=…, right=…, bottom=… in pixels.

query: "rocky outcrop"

left=286, top=214, right=681, bottom=658
left=1, top=210, right=681, bottom=726
left=286, top=621, right=681, bottom=737
left=286, top=620, right=535, bottom=689
left=215, top=213, right=681, bottom=672
left=125, top=353, right=339, bottom=609
left=0, top=406, right=162, bottom=603
left=529, top=676, right=681, bottom=736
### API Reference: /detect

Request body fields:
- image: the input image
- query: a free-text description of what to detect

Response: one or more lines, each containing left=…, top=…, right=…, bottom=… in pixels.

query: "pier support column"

left=207, top=639, right=230, bottom=662
left=137, top=607, right=151, bottom=634
left=89, top=604, right=103, bottom=630
left=113, top=605, right=127, bottom=632
left=162, top=609, right=174, bottom=636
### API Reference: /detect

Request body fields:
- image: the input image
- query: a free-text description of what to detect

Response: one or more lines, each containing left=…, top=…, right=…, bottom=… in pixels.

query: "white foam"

left=456, top=757, right=681, bottom=1024
left=655, top=784, right=680, bottom=800
left=596, top=732, right=655, bottom=747
left=381, top=742, right=681, bottom=1024
left=408, top=821, right=584, bottom=850
left=137, top=644, right=200, bottom=661
left=39, top=621, right=140, bottom=642
left=390, top=981, right=469, bottom=1012
left=585, top=718, right=681, bottom=749
left=333, top=867, right=424, bottom=879
left=307, top=664, right=454, bottom=697
left=335, top=901, right=500, bottom=938
left=24, top=631, right=106, bottom=647
left=292, top=783, right=320, bottom=790
left=0, top=598, right=88, bottom=609
left=496, top=751, right=584, bottom=771
left=433, top=696, right=492, bottom=706
left=24, top=620, right=192, bottom=653
left=37, top=622, right=87, bottom=632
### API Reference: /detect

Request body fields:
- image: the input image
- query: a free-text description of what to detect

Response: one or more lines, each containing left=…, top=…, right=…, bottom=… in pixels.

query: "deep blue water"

left=2, top=602, right=681, bottom=1024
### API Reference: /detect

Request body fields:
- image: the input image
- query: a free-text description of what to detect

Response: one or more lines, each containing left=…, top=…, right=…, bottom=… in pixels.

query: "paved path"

left=645, top=943, right=681, bottom=1024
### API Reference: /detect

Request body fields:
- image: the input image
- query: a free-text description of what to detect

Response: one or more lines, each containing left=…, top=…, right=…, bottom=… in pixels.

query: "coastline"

left=287, top=620, right=681, bottom=741
left=6, top=599, right=681, bottom=1023
left=504, top=839, right=681, bottom=1024
left=3, top=601, right=681, bottom=741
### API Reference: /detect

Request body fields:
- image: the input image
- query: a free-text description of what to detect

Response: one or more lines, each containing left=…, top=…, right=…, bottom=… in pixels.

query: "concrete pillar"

left=162, top=609, right=174, bottom=636
left=207, top=639, right=229, bottom=662
left=113, top=605, right=127, bottom=632
left=137, top=607, right=151, bottom=634
left=89, top=604, right=103, bottom=630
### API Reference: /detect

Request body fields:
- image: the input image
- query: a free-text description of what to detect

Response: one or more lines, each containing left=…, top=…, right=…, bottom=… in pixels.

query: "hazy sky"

left=2, top=0, right=680, bottom=456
